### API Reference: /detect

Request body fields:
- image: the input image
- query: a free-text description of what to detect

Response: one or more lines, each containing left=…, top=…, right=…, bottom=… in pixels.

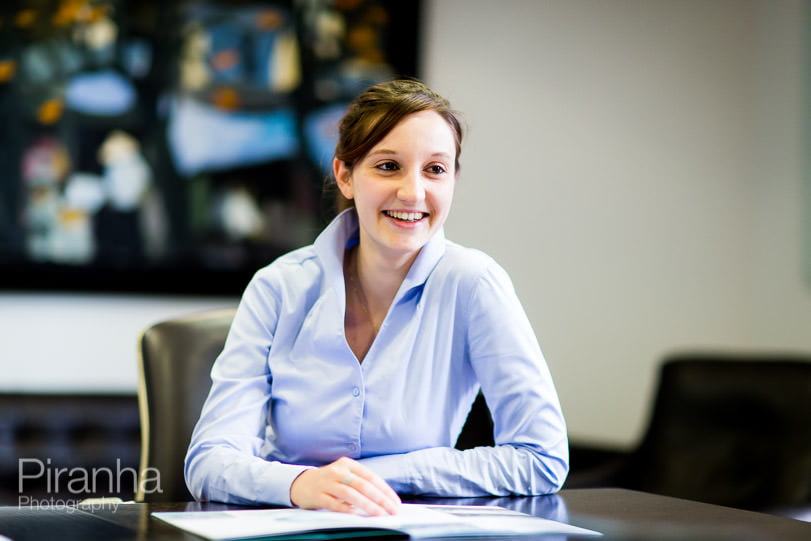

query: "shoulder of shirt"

left=442, top=238, right=497, bottom=266
left=249, top=244, right=320, bottom=285
left=438, top=238, right=506, bottom=283
left=435, top=240, right=518, bottom=314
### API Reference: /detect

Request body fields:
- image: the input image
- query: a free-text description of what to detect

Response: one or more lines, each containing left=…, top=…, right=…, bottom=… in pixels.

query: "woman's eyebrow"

left=368, top=149, right=397, bottom=157
left=368, top=149, right=452, bottom=159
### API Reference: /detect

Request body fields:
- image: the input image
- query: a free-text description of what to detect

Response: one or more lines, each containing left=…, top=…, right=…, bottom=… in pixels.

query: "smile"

left=383, top=210, right=427, bottom=222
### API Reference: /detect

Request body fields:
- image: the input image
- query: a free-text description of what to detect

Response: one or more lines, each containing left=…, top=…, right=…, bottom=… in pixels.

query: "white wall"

left=0, top=293, right=237, bottom=393
left=2, top=0, right=809, bottom=447
left=422, top=0, right=811, bottom=446
left=749, top=0, right=811, bottom=348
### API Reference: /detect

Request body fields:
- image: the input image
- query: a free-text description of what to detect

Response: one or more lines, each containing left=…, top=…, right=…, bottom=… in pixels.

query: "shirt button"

left=352, top=386, right=360, bottom=397
left=349, top=443, right=357, bottom=452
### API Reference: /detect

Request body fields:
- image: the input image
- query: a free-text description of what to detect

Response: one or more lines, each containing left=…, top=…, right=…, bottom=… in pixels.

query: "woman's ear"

left=333, top=157, right=353, bottom=200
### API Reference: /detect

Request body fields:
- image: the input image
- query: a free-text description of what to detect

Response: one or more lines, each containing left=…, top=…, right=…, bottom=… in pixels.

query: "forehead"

left=370, top=110, right=456, bottom=156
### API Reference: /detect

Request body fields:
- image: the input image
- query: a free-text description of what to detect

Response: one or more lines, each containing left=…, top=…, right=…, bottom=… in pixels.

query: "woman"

left=185, top=80, right=568, bottom=516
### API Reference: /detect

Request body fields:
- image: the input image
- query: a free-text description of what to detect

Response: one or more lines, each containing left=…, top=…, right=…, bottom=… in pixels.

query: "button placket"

left=348, top=376, right=364, bottom=456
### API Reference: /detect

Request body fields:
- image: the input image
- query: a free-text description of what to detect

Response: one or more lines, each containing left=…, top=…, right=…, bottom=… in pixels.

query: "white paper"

left=152, top=503, right=602, bottom=539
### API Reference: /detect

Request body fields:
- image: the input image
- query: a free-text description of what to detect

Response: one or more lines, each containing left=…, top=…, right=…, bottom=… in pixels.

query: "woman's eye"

left=426, top=164, right=446, bottom=175
left=375, top=161, right=399, bottom=172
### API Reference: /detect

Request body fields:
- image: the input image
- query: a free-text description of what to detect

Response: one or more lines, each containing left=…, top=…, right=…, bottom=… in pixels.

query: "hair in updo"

left=331, top=79, right=463, bottom=212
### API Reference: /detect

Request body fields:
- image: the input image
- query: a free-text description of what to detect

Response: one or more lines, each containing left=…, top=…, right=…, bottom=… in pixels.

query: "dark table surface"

left=1, top=488, right=809, bottom=540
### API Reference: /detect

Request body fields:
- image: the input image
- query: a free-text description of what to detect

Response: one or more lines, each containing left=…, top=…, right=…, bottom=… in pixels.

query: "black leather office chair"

left=136, top=308, right=236, bottom=502
left=612, top=353, right=811, bottom=512
left=455, top=392, right=495, bottom=450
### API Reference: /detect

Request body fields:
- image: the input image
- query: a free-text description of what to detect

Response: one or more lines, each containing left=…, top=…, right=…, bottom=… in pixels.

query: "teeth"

left=386, top=210, right=424, bottom=222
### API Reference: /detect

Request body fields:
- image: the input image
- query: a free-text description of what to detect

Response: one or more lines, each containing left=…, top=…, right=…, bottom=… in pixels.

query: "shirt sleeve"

left=184, top=272, right=312, bottom=506
left=359, top=261, right=569, bottom=496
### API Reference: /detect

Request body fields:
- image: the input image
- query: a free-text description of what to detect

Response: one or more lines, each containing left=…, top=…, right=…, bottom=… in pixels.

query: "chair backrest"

left=136, top=308, right=236, bottom=502
left=621, top=353, right=811, bottom=511
left=455, top=391, right=495, bottom=450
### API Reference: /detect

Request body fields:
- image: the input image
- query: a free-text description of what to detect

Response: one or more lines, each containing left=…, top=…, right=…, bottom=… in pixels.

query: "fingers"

left=343, top=461, right=401, bottom=514
left=313, top=495, right=355, bottom=515
left=333, top=463, right=400, bottom=516
left=290, top=457, right=400, bottom=516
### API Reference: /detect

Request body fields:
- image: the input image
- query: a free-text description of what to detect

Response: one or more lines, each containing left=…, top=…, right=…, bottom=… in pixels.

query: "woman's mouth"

left=383, top=210, right=427, bottom=222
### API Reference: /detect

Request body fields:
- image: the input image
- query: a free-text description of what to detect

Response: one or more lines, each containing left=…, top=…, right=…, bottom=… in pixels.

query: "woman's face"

left=335, top=110, right=457, bottom=263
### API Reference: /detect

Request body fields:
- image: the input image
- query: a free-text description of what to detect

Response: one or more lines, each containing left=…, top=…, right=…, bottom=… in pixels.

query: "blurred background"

left=1, top=0, right=809, bottom=455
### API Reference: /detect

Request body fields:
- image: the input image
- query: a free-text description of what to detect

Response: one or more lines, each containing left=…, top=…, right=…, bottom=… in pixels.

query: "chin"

left=382, top=235, right=429, bottom=255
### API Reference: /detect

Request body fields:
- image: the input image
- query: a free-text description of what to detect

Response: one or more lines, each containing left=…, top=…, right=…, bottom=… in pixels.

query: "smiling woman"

left=184, top=80, right=569, bottom=516
left=335, top=108, right=457, bottom=362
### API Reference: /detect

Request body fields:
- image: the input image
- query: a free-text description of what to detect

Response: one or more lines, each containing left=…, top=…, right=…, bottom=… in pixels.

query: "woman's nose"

left=397, top=170, right=426, bottom=203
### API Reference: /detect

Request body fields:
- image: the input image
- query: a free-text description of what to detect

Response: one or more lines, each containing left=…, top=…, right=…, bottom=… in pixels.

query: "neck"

left=352, top=244, right=415, bottom=315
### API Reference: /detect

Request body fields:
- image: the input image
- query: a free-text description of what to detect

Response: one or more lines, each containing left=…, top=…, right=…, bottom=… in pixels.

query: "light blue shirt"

left=185, top=210, right=568, bottom=506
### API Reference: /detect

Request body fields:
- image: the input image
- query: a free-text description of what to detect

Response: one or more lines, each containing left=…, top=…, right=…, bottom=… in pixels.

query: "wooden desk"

left=0, top=488, right=809, bottom=540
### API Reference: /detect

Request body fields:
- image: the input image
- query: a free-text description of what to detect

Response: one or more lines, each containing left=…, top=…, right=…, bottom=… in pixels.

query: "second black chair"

left=612, top=353, right=811, bottom=512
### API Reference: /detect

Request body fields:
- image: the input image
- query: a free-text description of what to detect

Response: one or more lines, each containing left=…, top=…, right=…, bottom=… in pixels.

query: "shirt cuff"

left=253, top=462, right=314, bottom=507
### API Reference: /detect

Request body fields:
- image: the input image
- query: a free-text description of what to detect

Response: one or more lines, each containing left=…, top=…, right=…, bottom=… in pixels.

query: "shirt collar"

left=313, top=208, right=446, bottom=296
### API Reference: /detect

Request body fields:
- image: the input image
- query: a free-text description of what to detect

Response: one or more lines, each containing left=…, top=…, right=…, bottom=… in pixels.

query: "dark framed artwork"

left=0, top=0, right=422, bottom=294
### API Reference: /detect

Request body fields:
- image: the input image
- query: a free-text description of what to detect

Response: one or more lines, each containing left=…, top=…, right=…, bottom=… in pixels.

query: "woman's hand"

left=289, top=456, right=401, bottom=516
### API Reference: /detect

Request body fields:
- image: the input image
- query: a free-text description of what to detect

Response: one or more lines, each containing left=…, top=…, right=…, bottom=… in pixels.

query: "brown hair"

left=331, top=79, right=463, bottom=212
